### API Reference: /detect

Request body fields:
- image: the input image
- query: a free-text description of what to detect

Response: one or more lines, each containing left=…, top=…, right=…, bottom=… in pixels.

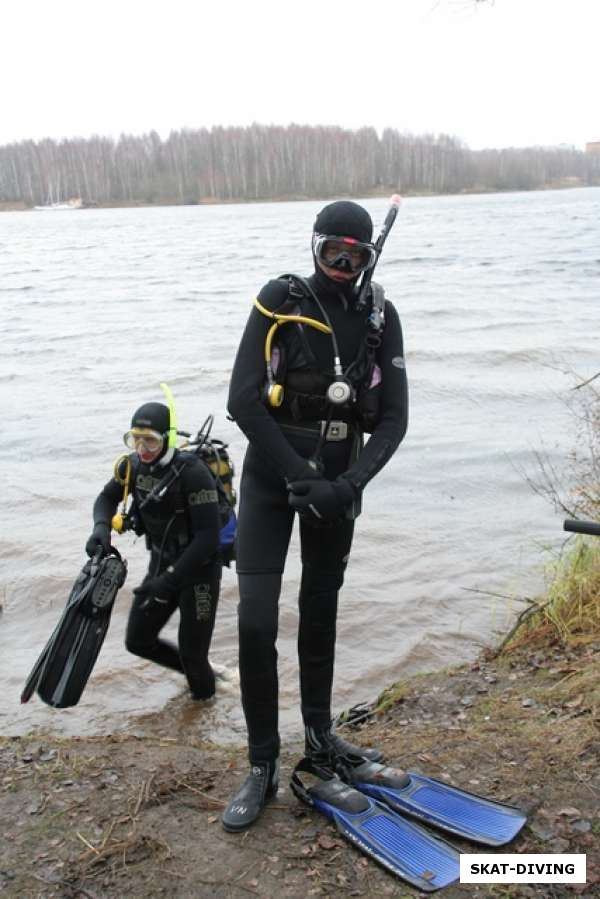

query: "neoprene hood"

left=131, top=402, right=170, bottom=436
left=313, top=201, right=373, bottom=244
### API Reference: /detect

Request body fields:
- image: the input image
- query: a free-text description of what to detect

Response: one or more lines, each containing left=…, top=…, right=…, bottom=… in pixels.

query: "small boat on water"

left=34, top=197, right=83, bottom=211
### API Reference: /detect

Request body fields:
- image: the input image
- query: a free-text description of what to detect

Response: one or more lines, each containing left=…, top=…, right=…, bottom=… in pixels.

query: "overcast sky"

left=2, top=0, right=598, bottom=150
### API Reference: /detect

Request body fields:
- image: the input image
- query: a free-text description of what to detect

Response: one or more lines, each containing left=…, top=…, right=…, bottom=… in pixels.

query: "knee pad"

left=125, top=636, right=155, bottom=657
left=238, top=606, right=278, bottom=645
left=238, top=572, right=280, bottom=642
left=300, top=562, right=345, bottom=596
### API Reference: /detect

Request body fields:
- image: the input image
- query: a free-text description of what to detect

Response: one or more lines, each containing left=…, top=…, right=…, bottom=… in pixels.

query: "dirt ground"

left=1, top=641, right=598, bottom=899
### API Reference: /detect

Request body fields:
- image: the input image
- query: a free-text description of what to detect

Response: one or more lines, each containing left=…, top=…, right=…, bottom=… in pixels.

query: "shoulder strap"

left=129, top=454, right=140, bottom=499
left=344, top=283, right=386, bottom=387
left=135, top=451, right=190, bottom=511
left=368, top=282, right=386, bottom=336
left=275, top=273, right=320, bottom=369
left=272, top=272, right=307, bottom=314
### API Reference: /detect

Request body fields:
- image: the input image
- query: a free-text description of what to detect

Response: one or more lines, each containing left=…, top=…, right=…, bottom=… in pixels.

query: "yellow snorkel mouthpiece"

left=112, top=513, right=126, bottom=533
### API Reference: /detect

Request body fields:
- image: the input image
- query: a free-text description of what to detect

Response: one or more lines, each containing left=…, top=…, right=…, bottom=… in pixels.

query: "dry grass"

left=504, top=538, right=600, bottom=651
left=501, top=373, right=600, bottom=654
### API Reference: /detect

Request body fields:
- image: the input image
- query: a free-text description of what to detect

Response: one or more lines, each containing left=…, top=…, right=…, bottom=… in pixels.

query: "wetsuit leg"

left=125, top=587, right=182, bottom=672
left=236, top=446, right=295, bottom=764
left=298, top=515, right=355, bottom=730
left=177, top=559, right=222, bottom=699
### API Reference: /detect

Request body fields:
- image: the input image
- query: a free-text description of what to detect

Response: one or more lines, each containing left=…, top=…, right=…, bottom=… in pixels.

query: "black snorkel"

left=355, top=194, right=402, bottom=317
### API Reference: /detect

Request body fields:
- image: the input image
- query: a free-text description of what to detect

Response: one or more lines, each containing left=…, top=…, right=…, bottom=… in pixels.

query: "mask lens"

left=123, top=429, right=164, bottom=453
left=315, top=235, right=376, bottom=274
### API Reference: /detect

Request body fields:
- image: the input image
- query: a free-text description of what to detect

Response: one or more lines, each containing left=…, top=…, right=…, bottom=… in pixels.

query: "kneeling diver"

left=86, top=389, right=225, bottom=700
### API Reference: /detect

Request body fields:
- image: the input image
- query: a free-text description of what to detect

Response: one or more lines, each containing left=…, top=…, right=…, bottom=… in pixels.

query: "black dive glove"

left=133, top=569, right=180, bottom=601
left=85, top=522, right=111, bottom=557
left=288, top=476, right=356, bottom=523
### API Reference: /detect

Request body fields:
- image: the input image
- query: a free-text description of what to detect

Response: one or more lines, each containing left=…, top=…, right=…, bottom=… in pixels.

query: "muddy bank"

left=2, top=639, right=598, bottom=898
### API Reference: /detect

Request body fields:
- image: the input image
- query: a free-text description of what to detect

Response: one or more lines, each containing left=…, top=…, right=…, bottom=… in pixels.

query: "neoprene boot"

left=221, top=760, right=279, bottom=832
left=305, top=725, right=384, bottom=764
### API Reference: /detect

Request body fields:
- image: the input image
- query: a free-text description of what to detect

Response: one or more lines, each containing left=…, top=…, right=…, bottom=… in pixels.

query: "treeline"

left=1, top=124, right=599, bottom=207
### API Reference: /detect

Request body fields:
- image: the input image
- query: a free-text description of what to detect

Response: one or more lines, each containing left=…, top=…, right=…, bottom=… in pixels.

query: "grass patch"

left=372, top=670, right=442, bottom=714
left=374, top=680, right=411, bottom=713
left=503, top=537, right=600, bottom=651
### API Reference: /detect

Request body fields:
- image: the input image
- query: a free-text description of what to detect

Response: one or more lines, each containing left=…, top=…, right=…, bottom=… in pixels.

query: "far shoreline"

left=1, top=179, right=596, bottom=213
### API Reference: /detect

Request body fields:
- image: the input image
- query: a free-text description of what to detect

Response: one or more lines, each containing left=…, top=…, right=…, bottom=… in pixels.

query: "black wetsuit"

left=227, top=271, right=408, bottom=763
left=92, top=450, right=222, bottom=699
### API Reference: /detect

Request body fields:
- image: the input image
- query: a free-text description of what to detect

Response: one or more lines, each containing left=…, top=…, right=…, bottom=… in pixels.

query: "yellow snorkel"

left=160, top=381, right=178, bottom=449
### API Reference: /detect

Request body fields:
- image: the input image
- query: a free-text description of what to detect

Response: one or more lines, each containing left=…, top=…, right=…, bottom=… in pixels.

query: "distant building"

left=585, top=141, right=600, bottom=155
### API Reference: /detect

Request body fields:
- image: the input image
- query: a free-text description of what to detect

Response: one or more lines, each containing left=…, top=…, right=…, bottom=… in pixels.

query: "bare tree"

left=1, top=125, right=598, bottom=207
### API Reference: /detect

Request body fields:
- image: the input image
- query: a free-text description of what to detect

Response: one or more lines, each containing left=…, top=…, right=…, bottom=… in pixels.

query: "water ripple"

left=2, top=186, right=598, bottom=738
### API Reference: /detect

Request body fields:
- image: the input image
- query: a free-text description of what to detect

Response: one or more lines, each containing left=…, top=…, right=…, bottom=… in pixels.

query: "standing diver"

left=222, top=199, right=409, bottom=830
left=85, top=389, right=224, bottom=700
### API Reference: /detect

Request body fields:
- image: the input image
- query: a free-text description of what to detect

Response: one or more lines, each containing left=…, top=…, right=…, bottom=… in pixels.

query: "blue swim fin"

left=21, top=550, right=127, bottom=709
left=291, top=758, right=460, bottom=892
left=345, top=760, right=526, bottom=846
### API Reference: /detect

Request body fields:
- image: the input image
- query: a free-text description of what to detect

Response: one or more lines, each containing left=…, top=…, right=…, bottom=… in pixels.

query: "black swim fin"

left=342, top=759, right=527, bottom=847
left=291, top=758, right=460, bottom=892
left=21, top=549, right=127, bottom=709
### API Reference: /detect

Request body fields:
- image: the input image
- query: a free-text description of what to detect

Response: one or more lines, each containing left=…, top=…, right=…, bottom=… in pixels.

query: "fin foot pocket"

left=349, top=762, right=527, bottom=846
left=291, top=758, right=460, bottom=892
left=21, top=551, right=127, bottom=709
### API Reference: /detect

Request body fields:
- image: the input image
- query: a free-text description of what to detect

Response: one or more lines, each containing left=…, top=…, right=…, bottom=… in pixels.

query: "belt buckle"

left=321, top=420, right=348, bottom=441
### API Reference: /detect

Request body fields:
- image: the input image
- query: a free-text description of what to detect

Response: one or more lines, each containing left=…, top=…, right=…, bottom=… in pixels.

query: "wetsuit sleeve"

left=92, top=466, right=125, bottom=525
left=342, top=300, right=408, bottom=492
left=227, top=280, right=317, bottom=481
left=170, top=462, right=221, bottom=584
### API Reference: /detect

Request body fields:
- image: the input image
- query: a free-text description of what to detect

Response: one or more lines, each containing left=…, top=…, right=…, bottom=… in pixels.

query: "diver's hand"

left=85, top=522, right=111, bottom=557
left=287, top=476, right=356, bottom=522
left=135, top=570, right=180, bottom=601
left=285, top=460, right=323, bottom=486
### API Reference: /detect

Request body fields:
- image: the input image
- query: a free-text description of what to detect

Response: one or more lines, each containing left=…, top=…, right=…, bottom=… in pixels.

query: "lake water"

left=1, top=187, right=598, bottom=744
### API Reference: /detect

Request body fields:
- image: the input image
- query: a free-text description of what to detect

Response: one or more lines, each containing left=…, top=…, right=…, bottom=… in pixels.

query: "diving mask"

left=123, top=428, right=164, bottom=454
left=313, top=233, right=377, bottom=275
